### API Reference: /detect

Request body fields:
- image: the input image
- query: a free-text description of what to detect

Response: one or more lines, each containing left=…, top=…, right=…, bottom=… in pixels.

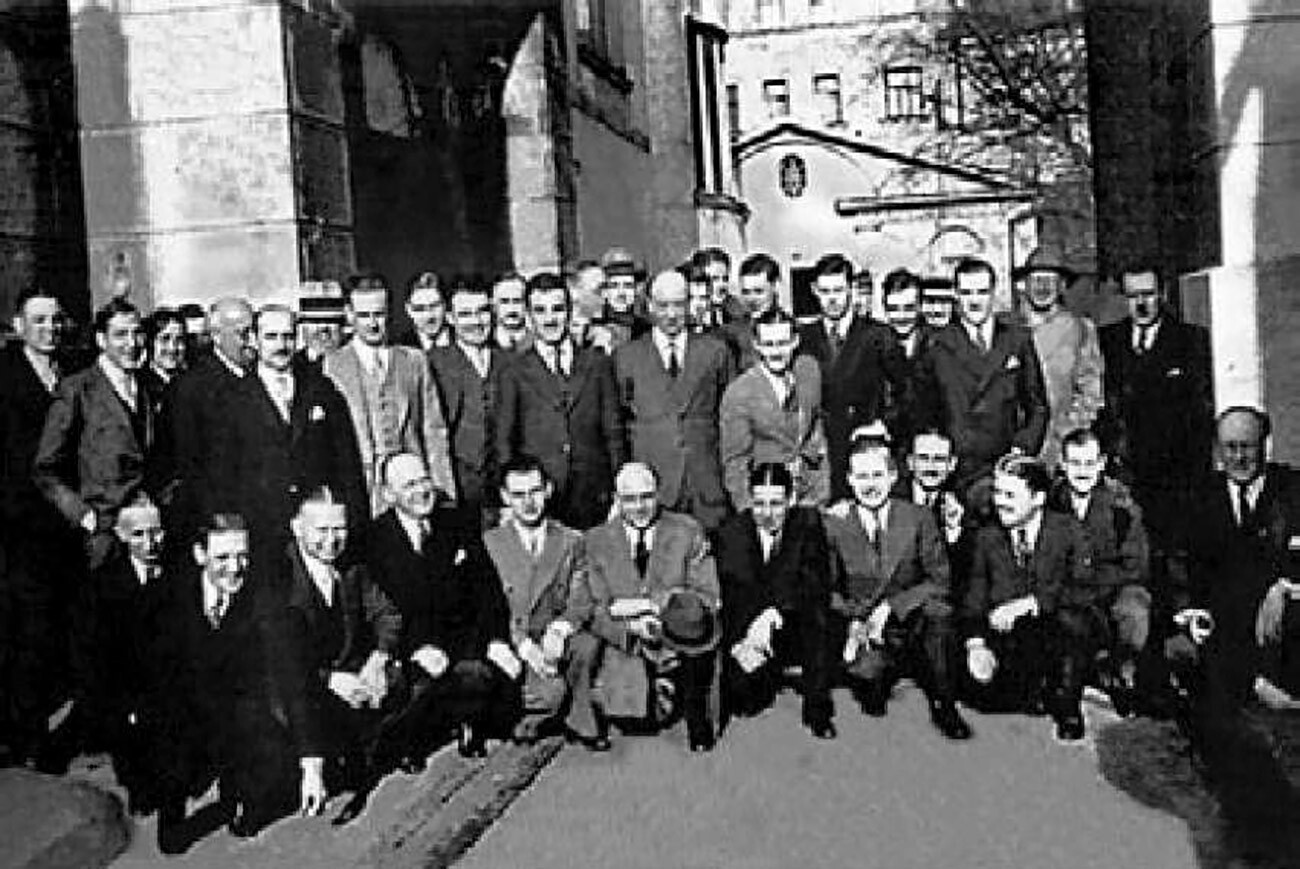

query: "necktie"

left=827, top=324, right=842, bottom=359
left=1236, top=482, right=1255, bottom=531
left=273, top=374, right=292, bottom=422
left=782, top=376, right=798, bottom=413
left=1014, top=528, right=1031, bottom=567
left=862, top=508, right=881, bottom=552
left=208, top=592, right=227, bottom=629
left=417, top=518, right=431, bottom=551
left=122, top=374, right=139, bottom=413
left=634, top=529, right=650, bottom=577
left=974, top=328, right=988, bottom=355
left=667, top=341, right=681, bottom=379
left=529, top=532, right=542, bottom=559
left=1134, top=326, right=1151, bottom=355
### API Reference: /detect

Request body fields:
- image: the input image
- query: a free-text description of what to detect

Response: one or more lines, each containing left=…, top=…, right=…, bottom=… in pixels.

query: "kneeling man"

left=715, top=462, right=835, bottom=738
left=826, top=436, right=971, bottom=739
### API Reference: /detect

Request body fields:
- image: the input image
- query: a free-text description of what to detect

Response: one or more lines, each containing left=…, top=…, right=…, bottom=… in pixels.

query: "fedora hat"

left=656, top=589, right=721, bottom=655
left=1013, top=243, right=1076, bottom=283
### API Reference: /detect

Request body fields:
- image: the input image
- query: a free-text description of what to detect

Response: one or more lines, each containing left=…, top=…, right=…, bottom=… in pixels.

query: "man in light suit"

left=915, top=258, right=1049, bottom=492
left=483, top=456, right=604, bottom=747
left=615, top=270, right=734, bottom=532
left=720, top=308, right=828, bottom=511
left=429, top=281, right=505, bottom=528
left=34, top=297, right=158, bottom=572
left=825, top=437, right=971, bottom=739
left=579, top=463, right=721, bottom=751
left=797, top=253, right=906, bottom=502
left=220, top=306, right=367, bottom=558
left=495, top=273, right=626, bottom=530
left=323, top=274, right=457, bottom=517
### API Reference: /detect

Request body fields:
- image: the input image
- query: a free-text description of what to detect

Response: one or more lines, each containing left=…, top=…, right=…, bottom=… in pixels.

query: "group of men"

left=0, top=242, right=1297, bottom=855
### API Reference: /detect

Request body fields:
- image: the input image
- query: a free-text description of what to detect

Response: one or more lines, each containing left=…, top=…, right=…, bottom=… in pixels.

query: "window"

left=762, top=78, right=790, bottom=119
left=756, top=0, right=784, bottom=27
left=576, top=0, right=625, bottom=71
left=726, top=83, right=741, bottom=139
left=813, top=73, right=842, bottom=125
left=689, top=18, right=729, bottom=194
left=884, top=65, right=927, bottom=120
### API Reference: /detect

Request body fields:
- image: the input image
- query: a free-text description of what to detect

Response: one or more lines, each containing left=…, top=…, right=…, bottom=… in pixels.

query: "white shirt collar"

left=1013, top=511, right=1044, bottom=551
left=513, top=519, right=547, bottom=556
left=1228, top=474, right=1266, bottom=521
left=458, top=339, right=491, bottom=375
left=756, top=524, right=781, bottom=561
left=213, top=347, right=245, bottom=378
left=130, top=556, right=156, bottom=587
left=396, top=510, right=428, bottom=551
left=964, top=318, right=994, bottom=349
left=1070, top=490, right=1092, bottom=521
left=201, top=575, right=228, bottom=616
left=1132, top=319, right=1161, bottom=351
left=351, top=337, right=389, bottom=370
left=759, top=364, right=794, bottom=405
left=652, top=328, right=686, bottom=357
left=855, top=500, right=891, bottom=534
left=824, top=315, right=852, bottom=340
left=97, top=355, right=137, bottom=407
left=257, top=362, right=293, bottom=389
left=540, top=338, right=573, bottom=371
left=624, top=522, right=656, bottom=556
left=23, top=345, right=58, bottom=391
left=299, top=548, right=338, bottom=606
left=912, top=480, right=937, bottom=507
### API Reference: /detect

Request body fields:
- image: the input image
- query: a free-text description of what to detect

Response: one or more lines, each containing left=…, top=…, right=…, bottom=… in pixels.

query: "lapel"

left=879, top=499, right=915, bottom=582
left=971, top=320, right=1015, bottom=400
left=646, top=519, right=672, bottom=589
left=566, top=345, right=594, bottom=405
left=521, top=347, right=563, bottom=407
left=289, top=375, right=313, bottom=446
left=846, top=506, right=883, bottom=576
left=529, top=520, right=568, bottom=611
left=86, top=364, right=143, bottom=447
left=248, top=375, right=292, bottom=437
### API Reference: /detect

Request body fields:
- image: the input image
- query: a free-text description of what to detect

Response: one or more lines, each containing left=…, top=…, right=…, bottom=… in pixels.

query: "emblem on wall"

left=778, top=154, right=807, bottom=198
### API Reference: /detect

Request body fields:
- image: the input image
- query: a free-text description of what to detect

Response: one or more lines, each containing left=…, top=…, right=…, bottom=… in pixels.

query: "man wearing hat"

left=919, top=277, right=956, bottom=331
left=1015, top=244, right=1103, bottom=471
left=825, top=437, right=972, bottom=739
left=715, top=462, right=835, bottom=738
left=599, top=246, right=651, bottom=352
left=577, top=462, right=721, bottom=751
left=295, top=281, right=347, bottom=374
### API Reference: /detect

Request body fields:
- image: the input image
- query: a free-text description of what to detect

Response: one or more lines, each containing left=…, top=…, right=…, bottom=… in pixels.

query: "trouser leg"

left=561, top=632, right=602, bottom=740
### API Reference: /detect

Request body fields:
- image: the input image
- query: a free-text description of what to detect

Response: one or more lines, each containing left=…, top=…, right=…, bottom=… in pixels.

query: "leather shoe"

left=457, top=723, right=487, bottom=758
left=930, top=703, right=972, bottom=740
left=156, top=801, right=191, bottom=855
left=227, top=806, right=265, bottom=839
left=399, top=755, right=426, bottom=774
left=1054, top=713, right=1085, bottom=742
left=566, top=731, right=612, bottom=752
left=855, top=683, right=888, bottom=717
left=807, top=720, right=837, bottom=740
left=687, top=719, right=715, bottom=753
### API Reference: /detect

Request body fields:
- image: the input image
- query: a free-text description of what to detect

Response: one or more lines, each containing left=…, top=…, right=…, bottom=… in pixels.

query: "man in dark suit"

left=1047, top=428, right=1151, bottom=716
left=0, top=286, right=77, bottom=763
left=578, top=462, right=721, bottom=751
left=151, top=513, right=290, bottom=853
left=798, top=254, right=906, bottom=501
left=916, top=257, right=1049, bottom=492
left=963, top=454, right=1092, bottom=740
left=164, top=297, right=256, bottom=544
left=693, top=246, right=746, bottom=327
left=825, top=437, right=971, bottom=739
left=484, top=456, right=603, bottom=747
left=880, top=269, right=929, bottom=448
left=429, top=281, right=505, bottom=528
left=1098, top=268, right=1214, bottom=559
left=491, top=272, right=534, bottom=354
left=220, top=305, right=367, bottom=559
left=34, top=298, right=159, bottom=572
left=615, top=270, right=734, bottom=532
left=1171, top=408, right=1300, bottom=716
left=365, top=453, right=518, bottom=776
left=496, top=272, right=626, bottom=529
left=715, top=463, right=835, bottom=738
left=398, top=271, right=453, bottom=353
left=265, top=490, right=403, bottom=826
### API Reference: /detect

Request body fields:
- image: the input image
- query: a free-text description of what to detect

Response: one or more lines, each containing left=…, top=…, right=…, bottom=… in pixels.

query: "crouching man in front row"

left=580, top=462, right=721, bottom=752
left=963, top=454, right=1092, bottom=741
left=826, top=436, right=971, bottom=740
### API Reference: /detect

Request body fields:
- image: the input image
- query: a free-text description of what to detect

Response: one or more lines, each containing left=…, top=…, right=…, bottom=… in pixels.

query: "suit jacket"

left=1098, top=316, right=1213, bottom=485
left=429, top=343, right=506, bottom=512
left=367, top=509, right=509, bottom=660
left=614, top=332, right=733, bottom=529
left=715, top=507, right=832, bottom=696
left=1047, top=479, right=1149, bottom=598
left=483, top=519, right=590, bottom=647
left=164, top=354, right=246, bottom=534
left=578, top=511, right=719, bottom=653
left=962, top=510, right=1091, bottom=638
left=495, top=344, right=626, bottom=529
left=33, top=360, right=156, bottom=530
left=719, top=355, right=828, bottom=511
left=916, top=318, right=1049, bottom=486
left=219, top=369, right=367, bottom=545
left=0, top=344, right=66, bottom=537
left=1026, top=308, right=1103, bottom=469
left=1181, top=466, right=1300, bottom=650
left=268, top=544, right=401, bottom=757
left=825, top=498, right=951, bottom=622
left=323, top=342, right=456, bottom=514
left=80, top=552, right=173, bottom=710
left=881, top=327, right=933, bottom=451
left=798, top=317, right=907, bottom=500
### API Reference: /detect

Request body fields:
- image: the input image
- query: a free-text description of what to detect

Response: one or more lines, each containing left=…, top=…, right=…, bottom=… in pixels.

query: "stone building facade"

left=0, top=0, right=744, bottom=318
left=725, top=0, right=1094, bottom=315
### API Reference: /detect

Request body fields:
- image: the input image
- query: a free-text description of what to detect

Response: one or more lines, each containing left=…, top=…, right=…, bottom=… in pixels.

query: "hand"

left=628, top=614, right=663, bottom=643
left=518, top=638, right=556, bottom=678
left=299, top=757, right=327, bottom=816
left=411, top=645, right=449, bottom=679
left=941, top=493, right=965, bottom=532
left=1173, top=608, right=1214, bottom=645
left=609, top=597, right=658, bottom=619
left=842, top=632, right=863, bottom=665
left=825, top=499, right=853, bottom=519
left=487, top=640, right=523, bottom=680
left=745, top=607, right=784, bottom=655
left=1256, top=581, right=1291, bottom=646
left=989, top=596, right=1038, bottom=633
left=80, top=510, right=97, bottom=534
left=731, top=640, right=768, bottom=674
left=541, top=620, right=573, bottom=663
left=358, top=651, right=389, bottom=704
left=966, top=639, right=997, bottom=684
left=865, top=601, right=891, bottom=645
left=327, top=671, right=369, bottom=708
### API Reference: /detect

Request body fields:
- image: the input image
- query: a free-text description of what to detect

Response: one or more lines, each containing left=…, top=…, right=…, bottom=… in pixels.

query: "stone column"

left=69, top=0, right=354, bottom=311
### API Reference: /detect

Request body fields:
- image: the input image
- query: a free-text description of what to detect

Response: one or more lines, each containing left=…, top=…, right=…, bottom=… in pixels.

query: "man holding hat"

left=577, top=462, right=721, bottom=752
left=1016, top=244, right=1103, bottom=471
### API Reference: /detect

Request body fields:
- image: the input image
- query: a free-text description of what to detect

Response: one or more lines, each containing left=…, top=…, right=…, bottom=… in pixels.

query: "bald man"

left=614, top=271, right=735, bottom=532
left=165, top=298, right=257, bottom=542
left=576, top=463, right=721, bottom=751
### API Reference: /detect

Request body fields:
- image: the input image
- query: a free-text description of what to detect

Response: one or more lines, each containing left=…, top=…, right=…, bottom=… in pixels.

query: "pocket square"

left=309, top=405, right=326, bottom=422
left=1004, top=355, right=1021, bottom=371
left=1166, top=367, right=1183, bottom=377
left=454, top=548, right=468, bottom=566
